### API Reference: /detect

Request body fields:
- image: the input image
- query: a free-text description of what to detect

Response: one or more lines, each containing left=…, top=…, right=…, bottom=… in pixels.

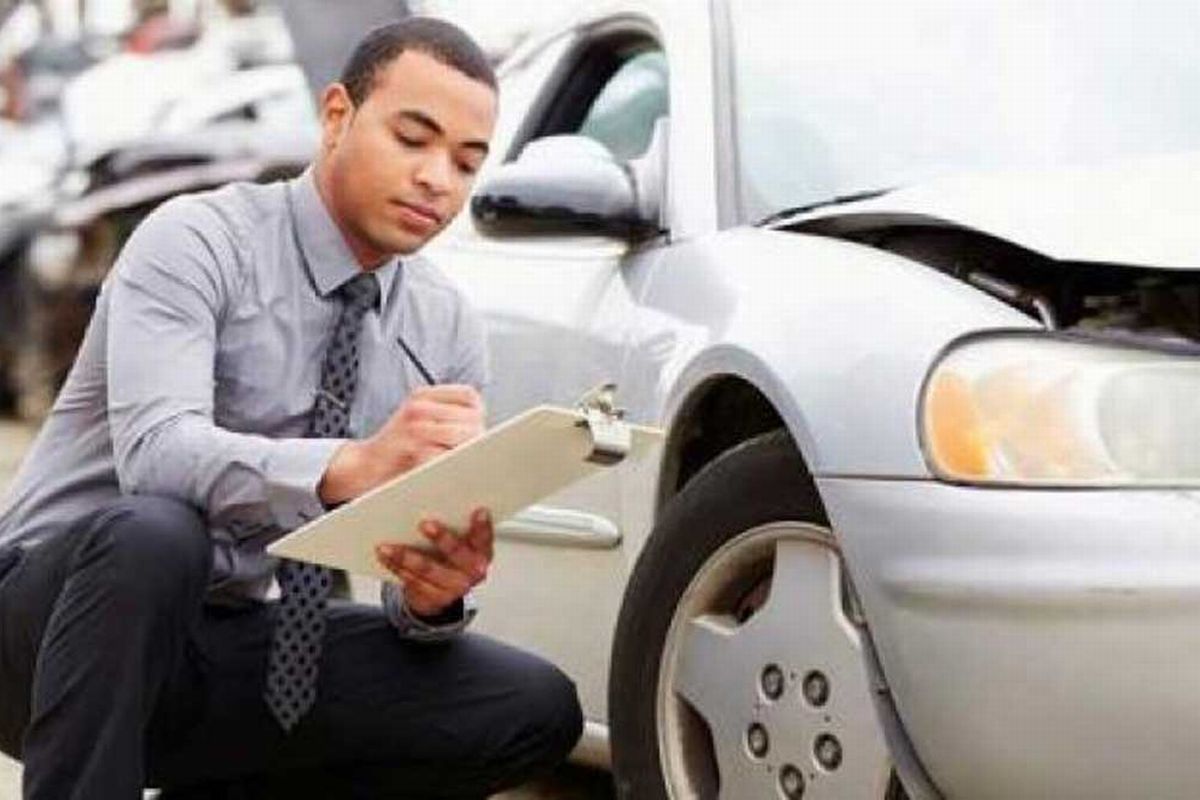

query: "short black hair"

left=340, top=16, right=497, bottom=105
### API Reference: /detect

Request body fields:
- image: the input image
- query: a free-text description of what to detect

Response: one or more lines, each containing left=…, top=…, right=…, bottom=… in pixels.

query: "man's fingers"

left=371, top=387, right=485, bottom=479
left=377, top=545, right=472, bottom=597
left=375, top=546, right=462, bottom=615
left=411, top=553, right=474, bottom=596
left=399, top=399, right=483, bottom=450
left=394, top=567, right=457, bottom=615
left=410, top=444, right=450, bottom=468
left=419, top=519, right=489, bottom=583
left=465, top=508, right=494, bottom=561
left=408, top=384, right=482, bottom=409
left=405, top=397, right=481, bottom=425
left=410, top=419, right=481, bottom=449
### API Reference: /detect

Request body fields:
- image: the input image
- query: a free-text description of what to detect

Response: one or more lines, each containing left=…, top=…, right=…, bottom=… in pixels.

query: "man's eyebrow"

left=392, top=109, right=490, bottom=156
left=393, top=109, right=442, bottom=135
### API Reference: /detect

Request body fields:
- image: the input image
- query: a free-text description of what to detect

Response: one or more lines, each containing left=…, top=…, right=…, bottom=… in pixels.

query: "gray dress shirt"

left=0, top=168, right=488, bottom=637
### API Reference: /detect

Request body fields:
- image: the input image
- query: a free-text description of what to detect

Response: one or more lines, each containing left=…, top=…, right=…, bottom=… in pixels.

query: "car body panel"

left=822, top=477, right=1200, bottom=799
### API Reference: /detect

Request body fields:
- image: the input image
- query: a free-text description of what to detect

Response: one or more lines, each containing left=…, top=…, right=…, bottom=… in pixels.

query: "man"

left=0, top=17, right=583, bottom=799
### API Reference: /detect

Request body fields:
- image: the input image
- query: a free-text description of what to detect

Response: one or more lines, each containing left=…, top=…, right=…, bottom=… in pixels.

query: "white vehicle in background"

left=415, top=1, right=1200, bottom=798
left=0, top=9, right=317, bottom=418
left=58, top=8, right=298, bottom=166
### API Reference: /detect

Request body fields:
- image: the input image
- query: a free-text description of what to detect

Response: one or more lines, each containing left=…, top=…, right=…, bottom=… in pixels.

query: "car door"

left=436, top=32, right=669, bottom=421
left=428, top=23, right=671, bottom=719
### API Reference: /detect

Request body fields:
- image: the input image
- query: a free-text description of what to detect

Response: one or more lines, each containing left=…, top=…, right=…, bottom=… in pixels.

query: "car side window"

left=576, top=50, right=668, bottom=161
left=510, top=37, right=669, bottom=164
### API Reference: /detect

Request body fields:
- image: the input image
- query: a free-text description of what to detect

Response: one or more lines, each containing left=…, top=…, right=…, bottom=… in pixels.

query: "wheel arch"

left=654, top=344, right=823, bottom=521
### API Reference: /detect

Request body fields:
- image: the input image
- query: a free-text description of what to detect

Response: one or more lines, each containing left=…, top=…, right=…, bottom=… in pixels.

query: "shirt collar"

left=290, top=167, right=399, bottom=310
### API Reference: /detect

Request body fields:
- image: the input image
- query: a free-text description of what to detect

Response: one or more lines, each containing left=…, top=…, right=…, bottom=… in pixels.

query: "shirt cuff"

left=382, top=582, right=477, bottom=641
left=264, top=437, right=349, bottom=529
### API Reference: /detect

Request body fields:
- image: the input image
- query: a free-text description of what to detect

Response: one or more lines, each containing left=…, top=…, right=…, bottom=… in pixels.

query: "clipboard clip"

left=575, top=382, right=632, bottom=466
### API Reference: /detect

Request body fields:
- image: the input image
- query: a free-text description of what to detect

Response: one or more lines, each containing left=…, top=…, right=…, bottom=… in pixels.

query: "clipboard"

left=267, top=386, right=664, bottom=581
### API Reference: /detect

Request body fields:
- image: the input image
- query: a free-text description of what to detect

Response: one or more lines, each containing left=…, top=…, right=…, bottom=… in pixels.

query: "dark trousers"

left=0, top=496, right=583, bottom=799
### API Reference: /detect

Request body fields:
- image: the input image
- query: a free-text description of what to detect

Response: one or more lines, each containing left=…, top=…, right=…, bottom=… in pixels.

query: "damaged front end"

left=795, top=219, right=1200, bottom=347
left=775, top=183, right=1200, bottom=488
left=774, top=150, right=1200, bottom=348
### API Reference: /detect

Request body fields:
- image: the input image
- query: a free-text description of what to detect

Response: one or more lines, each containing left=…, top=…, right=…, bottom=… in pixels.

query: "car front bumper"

left=820, top=477, right=1200, bottom=800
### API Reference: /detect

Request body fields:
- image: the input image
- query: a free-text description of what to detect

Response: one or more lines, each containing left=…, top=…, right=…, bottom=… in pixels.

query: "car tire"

left=609, top=429, right=901, bottom=799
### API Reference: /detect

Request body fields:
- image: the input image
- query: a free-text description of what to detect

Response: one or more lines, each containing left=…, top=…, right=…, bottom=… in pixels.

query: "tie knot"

left=338, top=272, right=380, bottom=314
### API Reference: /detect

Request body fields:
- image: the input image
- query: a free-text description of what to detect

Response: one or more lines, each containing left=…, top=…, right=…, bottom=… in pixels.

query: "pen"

left=396, top=335, right=437, bottom=385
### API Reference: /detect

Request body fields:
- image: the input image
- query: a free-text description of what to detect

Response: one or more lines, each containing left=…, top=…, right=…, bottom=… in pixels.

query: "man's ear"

left=320, top=83, right=355, bottom=153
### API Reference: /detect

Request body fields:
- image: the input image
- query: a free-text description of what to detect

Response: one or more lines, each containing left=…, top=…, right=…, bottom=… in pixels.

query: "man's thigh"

left=0, top=497, right=212, bottom=761
left=151, top=600, right=580, bottom=792
left=0, top=522, right=112, bottom=757
left=0, top=541, right=36, bottom=756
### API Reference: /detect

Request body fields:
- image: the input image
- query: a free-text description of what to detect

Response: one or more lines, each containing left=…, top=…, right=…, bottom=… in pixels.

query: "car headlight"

left=920, top=332, right=1200, bottom=486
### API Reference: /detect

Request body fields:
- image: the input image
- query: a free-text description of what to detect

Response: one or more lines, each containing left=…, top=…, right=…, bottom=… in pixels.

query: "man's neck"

left=314, top=162, right=390, bottom=270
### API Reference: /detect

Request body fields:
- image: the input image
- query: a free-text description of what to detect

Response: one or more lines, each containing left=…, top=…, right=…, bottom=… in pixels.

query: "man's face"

left=319, top=50, right=497, bottom=262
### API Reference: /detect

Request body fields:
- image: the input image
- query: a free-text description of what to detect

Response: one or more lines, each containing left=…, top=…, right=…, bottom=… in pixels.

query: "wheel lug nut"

left=814, top=733, right=843, bottom=770
left=802, top=670, right=830, bottom=707
left=746, top=723, right=770, bottom=759
left=760, top=664, right=784, bottom=700
left=779, top=764, right=806, bottom=798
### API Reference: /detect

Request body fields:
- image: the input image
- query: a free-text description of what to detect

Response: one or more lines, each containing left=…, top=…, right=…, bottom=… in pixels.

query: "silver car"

left=411, top=2, right=1200, bottom=798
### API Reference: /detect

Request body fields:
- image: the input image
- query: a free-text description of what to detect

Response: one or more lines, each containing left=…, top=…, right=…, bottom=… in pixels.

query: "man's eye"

left=395, top=133, right=425, bottom=147
left=457, top=161, right=481, bottom=176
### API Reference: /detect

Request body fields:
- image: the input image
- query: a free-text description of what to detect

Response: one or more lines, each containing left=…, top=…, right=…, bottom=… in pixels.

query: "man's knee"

left=73, top=495, right=210, bottom=606
left=498, top=656, right=584, bottom=767
left=531, top=661, right=585, bottom=758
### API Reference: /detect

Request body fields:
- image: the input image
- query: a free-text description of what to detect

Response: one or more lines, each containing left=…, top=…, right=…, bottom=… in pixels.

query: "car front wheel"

left=609, top=430, right=900, bottom=799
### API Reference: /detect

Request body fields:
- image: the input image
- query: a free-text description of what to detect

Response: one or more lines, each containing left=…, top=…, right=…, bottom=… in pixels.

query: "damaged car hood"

left=789, top=150, right=1200, bottom=270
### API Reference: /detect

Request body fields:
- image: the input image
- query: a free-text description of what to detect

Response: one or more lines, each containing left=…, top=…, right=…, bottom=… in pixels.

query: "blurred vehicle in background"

left=0, top=105, right=317, bottom=417
left=0, top=1, right=42, bottom=120
left=123, top=6, right=200, bottom=53
left=0, top=1, right=317, bottom=416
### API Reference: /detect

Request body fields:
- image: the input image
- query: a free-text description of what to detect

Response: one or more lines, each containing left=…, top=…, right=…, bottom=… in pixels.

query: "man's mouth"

left=391, top=200, right=443, bottom=229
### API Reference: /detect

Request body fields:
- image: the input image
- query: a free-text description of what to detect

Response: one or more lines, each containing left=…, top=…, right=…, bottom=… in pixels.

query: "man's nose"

left=414, top=153, right=453, bottom=196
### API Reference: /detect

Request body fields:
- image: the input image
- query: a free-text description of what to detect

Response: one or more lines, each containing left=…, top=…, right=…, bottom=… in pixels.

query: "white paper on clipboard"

left=266, top=405, right=664, bottom=581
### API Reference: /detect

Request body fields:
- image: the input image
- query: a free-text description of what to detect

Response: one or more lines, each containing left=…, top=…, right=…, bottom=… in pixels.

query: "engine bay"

left=791, top=221, right=1200, bottom=347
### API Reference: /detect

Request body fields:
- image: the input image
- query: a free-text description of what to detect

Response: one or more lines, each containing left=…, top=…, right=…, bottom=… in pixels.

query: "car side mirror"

left=471, top=134, right=662, bottom=239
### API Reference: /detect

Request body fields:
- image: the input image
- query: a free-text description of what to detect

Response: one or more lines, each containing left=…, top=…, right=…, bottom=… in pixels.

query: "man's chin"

left=369, top=227, right=436, bottom=258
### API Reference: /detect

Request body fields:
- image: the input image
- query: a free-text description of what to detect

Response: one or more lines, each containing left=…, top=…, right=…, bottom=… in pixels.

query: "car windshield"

left=729, top=0, right=1200, bottom=222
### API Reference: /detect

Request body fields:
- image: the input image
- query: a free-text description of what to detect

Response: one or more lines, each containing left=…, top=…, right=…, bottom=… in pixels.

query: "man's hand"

left=318, top=384, right=484, bottom=505
left=375, top=507, right=495, bottom=617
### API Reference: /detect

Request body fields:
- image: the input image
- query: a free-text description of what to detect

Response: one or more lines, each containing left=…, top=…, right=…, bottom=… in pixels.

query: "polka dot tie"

left=265, top=272, right=380, bottom=732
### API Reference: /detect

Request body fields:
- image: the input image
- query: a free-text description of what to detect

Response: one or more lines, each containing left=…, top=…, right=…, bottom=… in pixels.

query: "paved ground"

left=0, top=420, right=33, bottom=498
left=0, top=418, right=613, bottom=799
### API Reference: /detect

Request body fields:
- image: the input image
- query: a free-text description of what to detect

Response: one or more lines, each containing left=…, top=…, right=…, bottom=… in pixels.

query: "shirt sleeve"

left=381, top=582, right=478, bottom=641
left=105, top=197, right=346, bottom=532
left=442, top=290, right=490, bottom=392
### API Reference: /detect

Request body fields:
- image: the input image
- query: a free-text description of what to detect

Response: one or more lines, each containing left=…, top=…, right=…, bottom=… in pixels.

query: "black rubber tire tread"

left=609, top=429, right=827, bottom=800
